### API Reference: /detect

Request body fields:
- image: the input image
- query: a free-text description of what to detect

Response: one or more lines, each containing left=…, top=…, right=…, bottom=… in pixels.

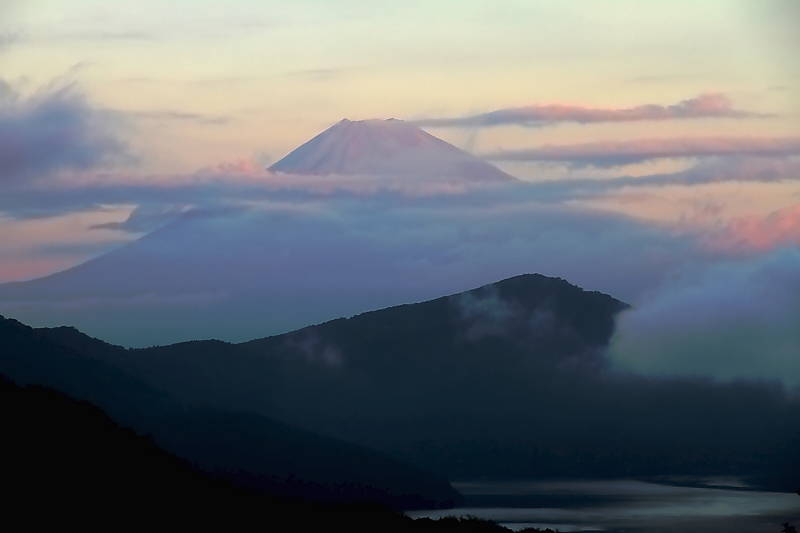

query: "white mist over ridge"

left=269, top=118, right=516, bottom=182
left=609, top=248, right=800, bottom=388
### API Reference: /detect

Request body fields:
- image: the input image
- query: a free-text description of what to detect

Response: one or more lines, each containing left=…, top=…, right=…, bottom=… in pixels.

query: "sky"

left=1, top=1, right=799, bottom=385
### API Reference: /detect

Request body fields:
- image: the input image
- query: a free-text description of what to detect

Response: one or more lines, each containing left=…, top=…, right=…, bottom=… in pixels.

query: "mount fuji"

left=269, top=118, right=515, bottom=182
left=0, top=120, right=540, bottom=346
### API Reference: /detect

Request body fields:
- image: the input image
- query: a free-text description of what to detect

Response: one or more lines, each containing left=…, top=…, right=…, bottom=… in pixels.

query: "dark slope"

left=0, top=313, right=169, bottom=421
left=25, top=273, right=800, bottom=490
left=147, top=408, right=462, bottom=510
left=2, top=376, right=524, bottom=532
left=0, top=316, right=462, bottom=510
left=1, top=375, right=267, bottom=528
left=36, top=273, right=626, bottom=426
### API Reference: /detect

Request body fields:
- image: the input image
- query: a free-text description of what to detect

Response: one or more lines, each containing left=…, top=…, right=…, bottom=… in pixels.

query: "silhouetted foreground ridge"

left=1, top=375, right=560, bottom=531
left=0, top=315, right=461, bottom=511
left=1, top=374, right=249, bottom=527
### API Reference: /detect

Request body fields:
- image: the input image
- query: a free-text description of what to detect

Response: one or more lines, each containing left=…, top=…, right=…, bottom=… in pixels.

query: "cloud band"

left=484, top=137, right=800, bottom=167
left=414, top=94, right=769, bottom=129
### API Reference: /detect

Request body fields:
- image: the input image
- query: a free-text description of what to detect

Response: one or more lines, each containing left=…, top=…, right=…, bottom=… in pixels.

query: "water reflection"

left=406, top=479, right=800, bottom=533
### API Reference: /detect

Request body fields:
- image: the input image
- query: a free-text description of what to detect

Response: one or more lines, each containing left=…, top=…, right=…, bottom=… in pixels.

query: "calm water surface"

left=406, top=479, right=800, bottom=533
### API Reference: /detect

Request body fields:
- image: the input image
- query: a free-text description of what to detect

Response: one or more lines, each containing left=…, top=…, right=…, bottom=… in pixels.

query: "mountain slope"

left=25, top=273, right=800, bottom=491
left=0, top=315, right=462, bottom=510
left=3, top=376, right=501, bottom=531
left=1, top=375, right=264, bottom=528
left=269, top=118, right=515, bottom=181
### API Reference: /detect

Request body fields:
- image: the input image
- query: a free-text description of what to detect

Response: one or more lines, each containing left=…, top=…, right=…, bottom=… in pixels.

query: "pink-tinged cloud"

left=0, top=257, right=80, bottom=284
left=200, top=158, right=264, bottom=175
left=414, top=93, right=768, bottom=129
left=712, top=205, right=800, bottom=253
left=485, top=137, right=800, bottom=167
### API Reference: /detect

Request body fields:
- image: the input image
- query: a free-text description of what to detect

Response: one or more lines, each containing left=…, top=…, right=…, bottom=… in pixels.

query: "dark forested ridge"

left=3, top=272, right=799, bottom=494
left=0, top=316, right=461, bottom=511
left=1, top=374, right=254, bottom=527
left=1, top=375, right=558, bottom=531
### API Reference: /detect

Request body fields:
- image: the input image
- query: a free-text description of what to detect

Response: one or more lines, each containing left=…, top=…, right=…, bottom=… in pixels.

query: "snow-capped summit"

left=268, top=118, right=515, bottom=182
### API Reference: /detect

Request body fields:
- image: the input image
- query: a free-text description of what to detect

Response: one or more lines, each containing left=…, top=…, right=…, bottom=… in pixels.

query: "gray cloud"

left=90, top=204, right=193, bottom=233
left=70, top=31, right=160, bottom=41
left=0, top=150, right=796, bottom=229
left=413, top=94, right=768, bottom=129
left=484, top=137, right=800, bottom=167
left=632, top=156, right=800, bottom=185
left=0, top=79, right=133, bottom=185
left=453, top=286, right=557, bottom=343
left=284, top=329, right=342, bottom=366
left=130, top=110, right=232, bottom=125
left=454, top=287, right=520, bottom=340
left=40, top=31, right=162, bottom=42
left=505, top=157, right=800, bottom=204
left=0, top=30, right=24, bottom=49
left=609, top=248, right=800, bottom=389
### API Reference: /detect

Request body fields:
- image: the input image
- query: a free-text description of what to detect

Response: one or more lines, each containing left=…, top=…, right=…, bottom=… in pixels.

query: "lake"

left=406, top=479, right=800, bottom=532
